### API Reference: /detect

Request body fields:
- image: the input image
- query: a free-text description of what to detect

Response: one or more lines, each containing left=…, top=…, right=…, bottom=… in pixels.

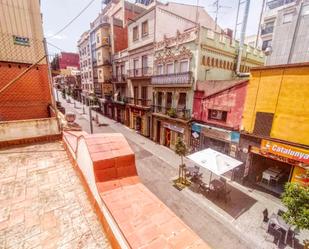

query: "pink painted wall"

left=193, top=82, right=247, bottom=130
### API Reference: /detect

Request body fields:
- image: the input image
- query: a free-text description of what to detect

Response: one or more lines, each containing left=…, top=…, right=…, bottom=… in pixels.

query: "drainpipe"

left=236, top=0, right=250, bottom=77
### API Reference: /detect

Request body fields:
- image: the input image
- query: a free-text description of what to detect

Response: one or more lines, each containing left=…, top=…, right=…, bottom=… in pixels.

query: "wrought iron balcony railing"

left=152, top=105, right=191, bottom=120
left=127, top=67, right=152, bottom=78
left=126, top=97, right=152, bottom=107
left=111, top=74, right=127, bottom=83
left=266, top=0, right=295, bottom=10
left=151, top=71, right=193, bottom=85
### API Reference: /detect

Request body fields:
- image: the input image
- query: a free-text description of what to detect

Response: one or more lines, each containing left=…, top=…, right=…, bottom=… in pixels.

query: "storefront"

left=190, top=122, right=240, bottom=157
left=113, top=102, right=126, bottom=124
left=247, top=139, right=309, bottom=195
left=152, top=115, right=189, bottom=151
left=99, top=98, right=114, bottom=119
left=127, top=106, right=151, bottom=137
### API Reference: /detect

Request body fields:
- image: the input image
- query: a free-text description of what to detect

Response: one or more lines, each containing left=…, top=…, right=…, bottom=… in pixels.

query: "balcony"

left=261, top=26, right=274, bottom=36
left=112, top=74, right=127, bottom=84
left=127, top=67, right=152, bottom=79
left=126, top=97, right=152, bottom=108
left=151, top=72, right=193, bottom=86
left=266, top=0, right=295, bottom=10
left=152, top=106, right=191, bottom=120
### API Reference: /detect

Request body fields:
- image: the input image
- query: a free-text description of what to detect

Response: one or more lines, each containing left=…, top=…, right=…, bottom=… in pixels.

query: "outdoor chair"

left=261, top=208, right=269, bottom=229
left=289, top=228, right=299, bottom=248
left=277, top=209, right=285, bottom=217
left=266, top=223, right=283, bottom=247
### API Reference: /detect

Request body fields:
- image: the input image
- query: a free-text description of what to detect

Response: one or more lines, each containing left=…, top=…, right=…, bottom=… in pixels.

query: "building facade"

left=260, top=0, right=309, bottom=65
left=0, top=0, right=53, bottom=121
left=78, top=31, right=94, bottom=105
left=239, top=63, right=309, bottom=195
left=51, top=52, right=80, bottom=76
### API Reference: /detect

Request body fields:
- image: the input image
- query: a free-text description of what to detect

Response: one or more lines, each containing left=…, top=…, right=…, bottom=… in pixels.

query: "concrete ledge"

left=62, top=131, right=211, bottom=249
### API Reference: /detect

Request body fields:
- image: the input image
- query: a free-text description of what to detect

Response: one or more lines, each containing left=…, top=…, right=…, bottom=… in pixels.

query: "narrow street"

left=57, top=92, right=268, bottom=249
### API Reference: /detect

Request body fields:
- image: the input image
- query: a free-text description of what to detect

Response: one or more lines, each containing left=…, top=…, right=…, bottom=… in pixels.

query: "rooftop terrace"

left=0, top=141, right=111, bottom=249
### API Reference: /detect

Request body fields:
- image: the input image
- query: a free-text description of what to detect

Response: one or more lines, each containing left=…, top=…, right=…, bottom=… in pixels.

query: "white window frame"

left=283, top=12, right=293, bottom=24
left=166, top=62, right=174, bottom=75
left=157, top=64, right=163, bottom=75
left=179, top=59, right=189, bottom=73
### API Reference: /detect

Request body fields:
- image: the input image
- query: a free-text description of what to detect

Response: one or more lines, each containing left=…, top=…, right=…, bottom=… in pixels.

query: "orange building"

left=0, top=0, right=53, bottom=121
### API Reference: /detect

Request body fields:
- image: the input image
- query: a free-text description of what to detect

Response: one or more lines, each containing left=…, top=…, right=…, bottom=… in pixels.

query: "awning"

left=187, top=148, right=243, bottom=175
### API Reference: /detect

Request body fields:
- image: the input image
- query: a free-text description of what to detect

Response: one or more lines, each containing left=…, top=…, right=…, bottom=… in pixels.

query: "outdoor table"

left=269, top=213, right=291, bottom=244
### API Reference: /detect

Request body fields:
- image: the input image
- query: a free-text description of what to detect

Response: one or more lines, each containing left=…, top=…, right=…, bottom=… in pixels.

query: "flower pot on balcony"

left=167, top=108, right=177, bottom=118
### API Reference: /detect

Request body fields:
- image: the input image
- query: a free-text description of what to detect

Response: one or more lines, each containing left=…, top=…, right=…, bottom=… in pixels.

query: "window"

left=157, top=92, right=163, bottom=106
left=157, top=64, right=163, bottom=75
left=134, top=86, right=139, bottom=100
left=133, top=59, right=139, bottom=76
left=283, top=13, right=293, bottom=23
left=302, top=4, right=309, bottom=16
left=178, top=93, right=186, bottom=109
left=133, top=26, right=139, bottom=41
left=96, top=34, right=100, bottom=44
left=253, top=112, right=274, bottom=136
left=166, top=63, right=174, bottom=74
left=262, top=40, right=272, bottom=51
left=141, top=86, right=147, bottom=100
left=166, top=92, right=172, bottom=109
left=97, top=52, right=101, bottom=63
left=179, top=60, right=189, bottom=73
left=208, top=109, right=227, bottom=122
left=142, top=21, right=149, bottom=37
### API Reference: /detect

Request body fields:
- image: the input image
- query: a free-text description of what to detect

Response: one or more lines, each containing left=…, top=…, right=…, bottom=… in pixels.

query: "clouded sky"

left=41, top=0, right=263, bottom=55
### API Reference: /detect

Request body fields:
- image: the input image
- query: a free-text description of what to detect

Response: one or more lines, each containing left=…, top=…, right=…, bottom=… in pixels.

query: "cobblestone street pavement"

left=0, top=141, right=111, bottom=249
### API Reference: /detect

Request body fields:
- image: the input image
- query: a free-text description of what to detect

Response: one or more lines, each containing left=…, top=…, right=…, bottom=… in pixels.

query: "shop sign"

left=191, top=123, right=202, bottom=133
left=13, top=35, right=30, bottom=46
left=201, top=126, right=231, bottom=142
left=163, top=123, right=184, bottom=134
left=291, top=166, right=309, bottom=187
left=103, top=83, right=113, bottom=94
left=231, top=132, right=240, bottom=143
left=261, top=140, right=309, bottom=164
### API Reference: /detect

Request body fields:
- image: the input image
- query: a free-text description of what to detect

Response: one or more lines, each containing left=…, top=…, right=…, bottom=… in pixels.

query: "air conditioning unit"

left=210, top=110, right=223, bottom=120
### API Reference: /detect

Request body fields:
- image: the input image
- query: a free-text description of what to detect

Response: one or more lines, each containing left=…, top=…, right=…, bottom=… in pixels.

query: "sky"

left=41, top=0, right=263, bottom=55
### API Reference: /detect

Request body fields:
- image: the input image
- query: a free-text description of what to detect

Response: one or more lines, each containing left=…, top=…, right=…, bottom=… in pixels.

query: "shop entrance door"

left=136, top=117, right=142, bottom=132
left=126, top=109, right=130, bottom=126
left=165, top=128, right=171, bottom=147
left=156, top=121, right=161, bottom=143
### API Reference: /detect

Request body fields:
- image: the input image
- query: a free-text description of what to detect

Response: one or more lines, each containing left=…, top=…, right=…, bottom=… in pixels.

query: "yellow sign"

left=261, top=140, right=309, bottom=164
left=291, top=166, right=309, bottom=186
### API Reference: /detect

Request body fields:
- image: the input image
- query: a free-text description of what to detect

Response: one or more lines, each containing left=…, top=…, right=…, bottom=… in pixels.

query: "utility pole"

left=89, top=106, right=93, bottom=134
left=212, top=0, right=231, bottom=31
left=255, top=0, right=266, bottom=48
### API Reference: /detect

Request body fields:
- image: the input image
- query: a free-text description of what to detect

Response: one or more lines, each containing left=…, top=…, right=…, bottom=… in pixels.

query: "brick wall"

left=0, top=62, right=52, bottom=121
left=113, top=25, right=128, bottom=53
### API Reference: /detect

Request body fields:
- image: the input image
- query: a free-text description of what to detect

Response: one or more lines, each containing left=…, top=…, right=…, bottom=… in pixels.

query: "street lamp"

left=89, top=105, right=100, bottom=134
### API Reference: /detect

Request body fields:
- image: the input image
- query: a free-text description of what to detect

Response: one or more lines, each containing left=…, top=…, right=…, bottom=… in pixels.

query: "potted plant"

left=174, top=137, right=189, bottom=187
left=167, top=108, right=177, bottom=118
left=281, top=176, right=309, bottom=248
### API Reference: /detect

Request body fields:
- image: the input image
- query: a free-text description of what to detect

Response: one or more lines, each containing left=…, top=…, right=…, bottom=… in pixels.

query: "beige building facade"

left=0, top=0, right=45, bottom=64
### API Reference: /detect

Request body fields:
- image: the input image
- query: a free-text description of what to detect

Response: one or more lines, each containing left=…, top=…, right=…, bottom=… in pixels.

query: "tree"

left=281, top=182, right=309, bottom=230
left=175, top=137, right=188, bottom=183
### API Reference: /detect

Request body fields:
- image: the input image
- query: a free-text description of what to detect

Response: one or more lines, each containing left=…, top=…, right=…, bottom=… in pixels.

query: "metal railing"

left=126, top=97, right=152, bottom=107
left=111, top=74, right=127, bottom=83
left=151, top=71, right=193, bottom=85
left=152, top=105, right=191, bottom=120
left=127, top=67, right=152, bottom=78
left=266, top=0, right=295, bottom=10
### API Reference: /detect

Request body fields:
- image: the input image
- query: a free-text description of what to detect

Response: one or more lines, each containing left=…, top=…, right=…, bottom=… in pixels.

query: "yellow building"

left=238, top=63, right=309, bottom=195
left=0, top=0, right=45, bottom=64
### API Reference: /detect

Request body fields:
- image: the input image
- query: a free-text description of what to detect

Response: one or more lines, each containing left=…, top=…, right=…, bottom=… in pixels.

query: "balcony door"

left=141, top=86, right=147, bottom=106
left=133, top=59, right=139, bottom=76
left=142, top=55, right=148, bottom=76
left=134, top=86, right=138, bottom=105
left=166, top=92, right=172, bottom=110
